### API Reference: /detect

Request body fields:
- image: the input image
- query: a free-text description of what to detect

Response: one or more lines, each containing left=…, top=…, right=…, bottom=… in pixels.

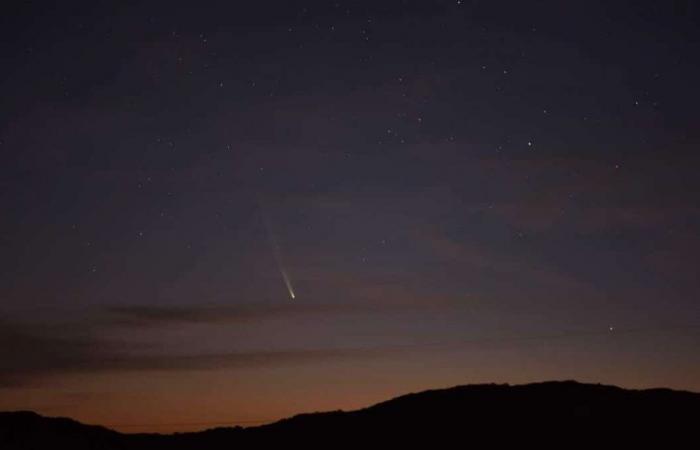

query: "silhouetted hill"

left=2, top=381, right=698, bottom=448
left=0, top=411, right=124, bottom=449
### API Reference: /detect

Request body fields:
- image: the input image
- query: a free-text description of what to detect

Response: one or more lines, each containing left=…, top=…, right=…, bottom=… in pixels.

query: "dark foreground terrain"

left=2, top=381, right=698, bottom=448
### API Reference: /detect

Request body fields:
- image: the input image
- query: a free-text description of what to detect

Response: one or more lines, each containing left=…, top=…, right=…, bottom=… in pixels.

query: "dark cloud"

left=104, top=300, right=410, bottom=327
left=0, top=320, right=113, bottom=387
left=92, top=347, right=391, bottom=373
left=0, top=314, right=386, bottom=388
left=0, top=299, right=440, bottom=386
left=2, top=309, right=698, bottom=388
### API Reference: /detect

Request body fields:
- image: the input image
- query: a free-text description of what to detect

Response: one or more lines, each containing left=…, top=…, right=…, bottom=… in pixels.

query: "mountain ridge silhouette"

left=2, top=380, right=698, bottom=448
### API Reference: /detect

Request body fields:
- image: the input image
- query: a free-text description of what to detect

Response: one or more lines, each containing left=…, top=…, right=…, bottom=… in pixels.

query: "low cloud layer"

left=104, top=301, right=395, bottom=327
left=0, top=303, right=398, bottom=387
left=0, top=321, right=389, bottom=387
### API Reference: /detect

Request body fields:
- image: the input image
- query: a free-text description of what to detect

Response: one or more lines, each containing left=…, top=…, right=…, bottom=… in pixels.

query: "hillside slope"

left=2, top=381, right=698, bottom=448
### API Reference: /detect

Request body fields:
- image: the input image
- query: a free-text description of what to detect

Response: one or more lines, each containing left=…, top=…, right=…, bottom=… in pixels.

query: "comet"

left=258, top=197, right=296, bottom=300
left=280, top=268, right=296, bottom=299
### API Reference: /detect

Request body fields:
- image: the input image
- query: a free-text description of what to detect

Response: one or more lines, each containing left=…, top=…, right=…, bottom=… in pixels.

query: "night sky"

left=2, top=0, right=699, bottom=432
